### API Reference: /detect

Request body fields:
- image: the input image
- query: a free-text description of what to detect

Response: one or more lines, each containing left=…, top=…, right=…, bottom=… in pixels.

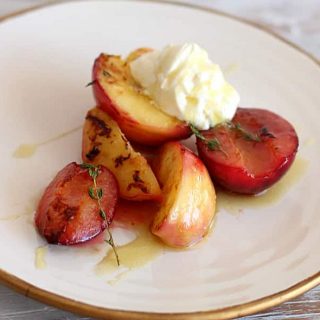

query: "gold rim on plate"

left=0, top=1, right=319, bottom=319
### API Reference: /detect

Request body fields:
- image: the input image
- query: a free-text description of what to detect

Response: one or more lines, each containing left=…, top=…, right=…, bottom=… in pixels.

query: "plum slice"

left=196, top=108, right=299, bottom=194
left=35, top=162, right=118, bottom=245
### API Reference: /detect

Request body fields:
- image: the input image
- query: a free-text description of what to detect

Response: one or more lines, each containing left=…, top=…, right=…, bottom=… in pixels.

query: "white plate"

left=0, top=1, right=319, bottom=319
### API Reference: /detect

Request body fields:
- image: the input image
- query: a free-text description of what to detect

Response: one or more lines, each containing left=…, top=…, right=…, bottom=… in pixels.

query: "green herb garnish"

left=207, top=139, right=221, bottom=151
left=80, top=163, right=120, bottom=266
left=189, top=123, right=227, bottom=155
left=85, top=80, right=97, bottom=87
left=259, top=127, right=276, bottom=139
left=226, top=122, right=276, bottom=142
left=226, top=121, right=261, bottom=142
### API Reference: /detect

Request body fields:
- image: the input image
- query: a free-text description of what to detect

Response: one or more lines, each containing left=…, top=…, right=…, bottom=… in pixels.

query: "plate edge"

left=0, top=0, right=319, bottom=319
left=0, top=0, right=319, bottom=67
left=1, top=267, right=320, bottom=320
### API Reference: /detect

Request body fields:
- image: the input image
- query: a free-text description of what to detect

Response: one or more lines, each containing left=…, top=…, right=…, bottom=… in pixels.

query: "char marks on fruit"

left=35, top=162, right=118, bottom=245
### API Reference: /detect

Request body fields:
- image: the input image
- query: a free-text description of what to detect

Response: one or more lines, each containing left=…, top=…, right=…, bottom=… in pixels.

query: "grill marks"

left=127, top=170, right=149, bottom=193
left=86, top=146, right=101, bottom=161
left=115, top=154, right=131, bottom=168
left=86, top=114, right=112, bottom=138
left=85, top=112, right=132, bottom=165
left=35, top=162, right=118, bottom=245
left=82, top=107, right=161, bottom=200
left=85, top=113, right=112, bottom=161
left=44, top=196, right=79, bottom=244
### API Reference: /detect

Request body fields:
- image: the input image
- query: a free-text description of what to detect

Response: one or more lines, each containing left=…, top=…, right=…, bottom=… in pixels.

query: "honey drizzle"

left=35, top=246, right=48, bottom=269
left=95, top=201, right=164, bottom=281
left=13, top=125, right=81, bottom=158
left=217, top=157, right=308, bottom=215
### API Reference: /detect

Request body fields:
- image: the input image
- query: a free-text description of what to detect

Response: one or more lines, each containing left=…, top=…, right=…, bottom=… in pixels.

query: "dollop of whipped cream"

left=130, top=43, right=240, bottom=130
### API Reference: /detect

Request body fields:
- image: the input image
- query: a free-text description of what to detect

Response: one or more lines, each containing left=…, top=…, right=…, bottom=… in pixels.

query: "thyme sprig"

left=226, top=122, right=276, bottom=142
left=189, top=124, right=227, bottom=156
left=80, top=163, right=120, bottom=266
left=228, top=122, right=261, bottom=142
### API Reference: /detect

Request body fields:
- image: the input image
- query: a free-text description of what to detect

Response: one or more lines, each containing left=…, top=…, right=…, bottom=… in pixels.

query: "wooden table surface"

left=0, top=1, right=319, bottom=319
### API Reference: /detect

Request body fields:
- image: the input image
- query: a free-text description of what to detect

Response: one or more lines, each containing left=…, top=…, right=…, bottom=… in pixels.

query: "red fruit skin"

left=196, top=108, right=299, bottom=194
left=35, top=162, right=118, bottom=245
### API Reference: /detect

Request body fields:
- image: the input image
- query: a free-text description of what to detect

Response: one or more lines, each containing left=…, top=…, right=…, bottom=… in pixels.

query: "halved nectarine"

left=82, top=107, right=162, bottom=201
left=92, top=51, right=191, bottom=145
left=196, top=108, right=299, bottom=194
left=151, top=142, right=216, bottom=248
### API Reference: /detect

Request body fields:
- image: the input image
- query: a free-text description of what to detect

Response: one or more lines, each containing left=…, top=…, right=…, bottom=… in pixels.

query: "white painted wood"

left=0, top=1, right=319, bottom=319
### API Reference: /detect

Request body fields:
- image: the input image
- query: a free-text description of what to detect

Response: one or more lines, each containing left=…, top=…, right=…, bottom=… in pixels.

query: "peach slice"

left=151, top=142, right=216, bottom=247
left=92, top=50, right=191, bottom=146
left=125, top=47, right=153, bottom=64
left=82, top=107, right=162, bottom=201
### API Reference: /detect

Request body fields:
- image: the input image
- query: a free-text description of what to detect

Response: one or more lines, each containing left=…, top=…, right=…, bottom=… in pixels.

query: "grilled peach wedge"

left=92, top=49, right=191, bottom=146
left=151, top=142, right=216, bottom=248
left=82, top=107, right=161, bottom=201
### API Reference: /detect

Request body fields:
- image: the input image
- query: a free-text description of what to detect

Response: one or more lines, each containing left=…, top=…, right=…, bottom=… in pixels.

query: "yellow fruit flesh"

left=82, top=107, right=161, bottom=201
left=152, top=143, right=216, bottom=247
left=152, top=145, right=183, bottom=229
left=97, top=54, right=184, bottom=129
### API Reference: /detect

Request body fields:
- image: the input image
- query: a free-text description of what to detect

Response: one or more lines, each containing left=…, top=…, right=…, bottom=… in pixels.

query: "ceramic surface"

left=0, top=0, right=319, bottom=315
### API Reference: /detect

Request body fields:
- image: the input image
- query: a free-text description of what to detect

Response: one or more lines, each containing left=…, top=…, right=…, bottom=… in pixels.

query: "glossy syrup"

left=223, top=63, right=240, bottom=76
left=216, top=157, right=308, bottom=215
left=95, top=201, right=164, bottom=276
left=12, top=126, right=81, bottom=159
left=12, top=156, right=307, bottom=279
left=96, top=227, right=163, bottom=275
left=0, top=214, right=23, bottom=221
left=35, top=246, right=47, bottom=269
left=13, top=144, right=38, bottom=158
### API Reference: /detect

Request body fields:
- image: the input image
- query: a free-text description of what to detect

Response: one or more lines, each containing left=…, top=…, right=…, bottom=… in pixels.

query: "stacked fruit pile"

left=35, top=49, right=298, bottom=255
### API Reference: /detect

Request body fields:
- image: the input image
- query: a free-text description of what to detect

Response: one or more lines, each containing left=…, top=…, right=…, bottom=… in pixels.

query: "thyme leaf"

left=85, top=79, right=97, bottom=87
left=260, top=127, right=276, bottom=139
left=226, top=122, right=276, bottom=142
left=189, top=123, right=206, bottom=142
left=207, top=139, right=221, bottom=151
left=225, top=122, right=260, bottom=142
left=99, top=209, right=107, bottom=220
left=88, top=187, right=96, bottom=200
left=189, top=123, right=226, bottom=155
left=80, top=163, right=95, bottom=169
left=81, top=163, right=120, bottom=266
left=97, top=188, right=103, bottom=200
left=88, top=167, right=98, bottom=180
